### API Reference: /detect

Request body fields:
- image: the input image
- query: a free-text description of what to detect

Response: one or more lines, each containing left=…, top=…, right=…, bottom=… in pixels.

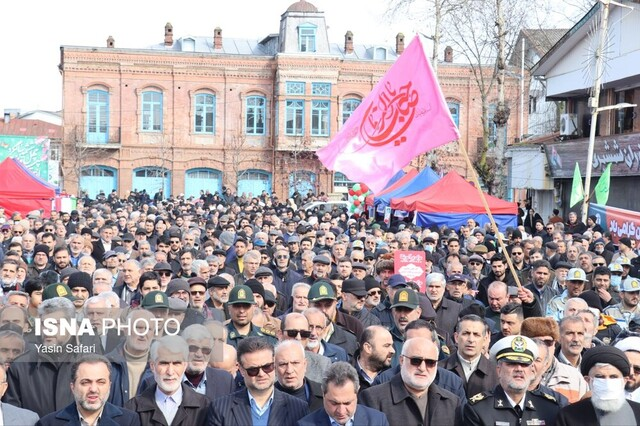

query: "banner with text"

left=394, top=250, right=426, bottom=293
left=589, top=203, right=640, bottom=243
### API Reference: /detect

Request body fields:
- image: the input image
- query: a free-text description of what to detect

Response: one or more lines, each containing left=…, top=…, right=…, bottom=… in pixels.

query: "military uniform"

left=464, top=385, right=562, bottom=426
left=226, top=322, right=277, bottom=348
left=224, top=283, right=278, bottom=348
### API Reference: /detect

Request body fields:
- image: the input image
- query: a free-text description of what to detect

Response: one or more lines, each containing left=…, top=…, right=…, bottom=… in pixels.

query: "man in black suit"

left=206, top=336, right=309, bottom=426
left=298, top=362, right=389, bottom=426
left=37, top=354, right=140, bottom=425
left=557, top=345, right=640, bottom=425
left=359, top=336, right=462, bottom=425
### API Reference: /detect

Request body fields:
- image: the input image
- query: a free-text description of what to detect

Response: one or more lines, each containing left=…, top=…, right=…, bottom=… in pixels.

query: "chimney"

left=107, top=36, right=115, bottom=48
left=444, top=46, right=453, bottom=62
left=3, top=112, right=10, bottom=124
left=344, top=31, right=353, bottom=54
left=164, top=23, right=173, bottom=46
left=214, top=27, right=223, bottom=50
left=396, top=33, right=405, bottom=55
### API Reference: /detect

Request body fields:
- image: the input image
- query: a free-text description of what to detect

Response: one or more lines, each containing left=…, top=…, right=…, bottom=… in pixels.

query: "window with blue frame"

left=312, top=83, right=331, bottom=96
left=246, top=96, right=266, bottom=135
left=286, top=100, right=304, bottom=135
left=311, top=100, right=330, bottom=136
left=286, top=82, right=305, bottom=95
left=342, top=98, right=361, bottom=124
left=194, top=93, right=215, bottom=134
left=334, top=172, right=354, bottom=188
left=374, top=47, right=387, bottom=60
left=298, top=25, right=317, bottom=52
left=447, top=101, right=460, bottom=127
left=87, top=89, right=109, bottom=144
left=142, top=91, right=163, bottom=131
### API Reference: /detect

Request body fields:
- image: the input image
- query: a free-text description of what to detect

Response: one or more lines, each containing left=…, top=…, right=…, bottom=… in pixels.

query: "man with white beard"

left=125, top=335, right=209, bottom=425
left=557, top=345, right=640, bottom=425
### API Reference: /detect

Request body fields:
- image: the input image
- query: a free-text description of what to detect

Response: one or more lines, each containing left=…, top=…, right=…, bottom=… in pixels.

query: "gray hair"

left=83, top=294, right=113, bottom=313
left=274, top=339, right=305, bottom=359
left=5, top=290, right=29, bottom=304
left=181, top=324, right=213, bottom=345
left=291, top=282, right=310, bottom=296
left=322, top=361, right=360, bottom=394
left=150, top=335, right=189, bottom=363
left=38, top=297, right=75, bottom=320
left=191, top=259, right=208, bottom=275
left=426, top=273, right=446, bottom=286
left=92, top=268, right=113, bottom=282
left=139, top=258, right=156, bottom=270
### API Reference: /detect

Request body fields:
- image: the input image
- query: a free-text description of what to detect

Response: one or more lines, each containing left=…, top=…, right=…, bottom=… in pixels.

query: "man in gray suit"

left=278, top=313, right=330, bottom=383
left=0, top=365, right=39, bottom=425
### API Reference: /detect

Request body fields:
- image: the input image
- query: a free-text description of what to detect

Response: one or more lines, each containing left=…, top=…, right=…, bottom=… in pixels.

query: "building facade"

left=60, top=0, right=525, bottom=200
left=531, top=0, right=640, bottom=214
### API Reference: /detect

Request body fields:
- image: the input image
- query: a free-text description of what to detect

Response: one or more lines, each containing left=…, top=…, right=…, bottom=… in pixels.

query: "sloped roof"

left=522, top=28, right=568, bottom=56
left=0, top=118, right=62, bottom=139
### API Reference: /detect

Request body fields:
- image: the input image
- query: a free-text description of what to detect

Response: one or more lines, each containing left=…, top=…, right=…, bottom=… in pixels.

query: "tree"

left=225, top=130, right=254, bottom=196
left=62, top=126, right=113, bottom=197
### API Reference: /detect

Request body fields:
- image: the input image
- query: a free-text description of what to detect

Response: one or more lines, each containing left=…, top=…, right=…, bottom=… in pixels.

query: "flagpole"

left=458, top=141, right=523, bottom=288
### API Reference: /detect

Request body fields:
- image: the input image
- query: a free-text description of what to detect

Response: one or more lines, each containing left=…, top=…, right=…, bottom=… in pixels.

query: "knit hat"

left=34, top=244, right=49, bottom=258
left=166, top=279, right=189, bottom=296
left=244, top=279, right=265, bottom=299
left=67, top=272, right=92, bottom=295
left=219, top=231, right=235, bottom=247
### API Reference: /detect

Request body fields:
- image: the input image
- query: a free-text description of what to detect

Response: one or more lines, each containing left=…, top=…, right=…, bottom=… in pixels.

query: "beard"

left=592, top=394, right=627, bottom=412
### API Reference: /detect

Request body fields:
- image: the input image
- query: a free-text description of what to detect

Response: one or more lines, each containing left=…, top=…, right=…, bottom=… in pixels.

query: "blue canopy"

left=374, top=166, right=440, bottom=212
left=384, top=169, right=406, bottom=188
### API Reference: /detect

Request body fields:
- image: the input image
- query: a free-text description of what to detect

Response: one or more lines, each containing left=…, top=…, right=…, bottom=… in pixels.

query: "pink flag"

left=317, top=34, right=460, bottom=194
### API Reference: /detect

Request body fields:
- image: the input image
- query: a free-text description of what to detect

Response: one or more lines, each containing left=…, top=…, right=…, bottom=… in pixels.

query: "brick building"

left=59, top=0, right=525, bottom=200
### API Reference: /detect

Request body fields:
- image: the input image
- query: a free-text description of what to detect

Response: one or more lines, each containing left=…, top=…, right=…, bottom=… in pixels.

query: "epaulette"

left=541, top=392, right=556, bottom=403
left=260, top=327, right=276, bottom=337
left=469, top=392, right=489, bottom=405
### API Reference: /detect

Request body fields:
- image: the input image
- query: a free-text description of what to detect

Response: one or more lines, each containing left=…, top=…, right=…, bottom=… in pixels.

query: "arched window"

left=342, top=98, right=361, bottom=124
left=246, top=96, right=266, bottom=135
left=185, top=168, right=222, bottom=198
left=80, top=166, right=117, bottom=198
left=87, top=89, right=109, bottom=144
left=447, top=101, right=460, bottom=128
left=141, top=91, right=163, bottom=131
left=194, top=93, right=216, bottom=134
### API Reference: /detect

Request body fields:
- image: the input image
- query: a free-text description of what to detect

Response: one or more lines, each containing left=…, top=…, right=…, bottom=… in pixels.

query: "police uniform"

left=464, top=335, right=562, bottom=426
left=224, top=284, right=278, bottom=348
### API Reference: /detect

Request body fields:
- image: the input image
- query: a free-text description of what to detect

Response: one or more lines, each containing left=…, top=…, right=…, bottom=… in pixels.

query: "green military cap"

left=391, top=287, right=419, bottom=309
left=308, top=280, right=336, bottom=302
left=228, top=285, right=256, bottom=305
left=42, top=283, right=77, bottom=302
left=141, top=291, right=169, bottom=309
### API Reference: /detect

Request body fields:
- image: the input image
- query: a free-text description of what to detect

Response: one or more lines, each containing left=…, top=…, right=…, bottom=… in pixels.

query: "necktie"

left=514, top=404, right=523, bottom=418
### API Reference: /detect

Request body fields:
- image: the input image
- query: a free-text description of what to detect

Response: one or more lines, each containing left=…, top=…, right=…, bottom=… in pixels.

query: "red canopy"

left=365, top=168, right=419, bottom=206
left=0, top=158, right=57, bottom=216
left=391, top=170, right=517, bottom=214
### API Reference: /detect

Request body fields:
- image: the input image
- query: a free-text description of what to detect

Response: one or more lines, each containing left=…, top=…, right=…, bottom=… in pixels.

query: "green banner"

left=594, top=163, right=611, bottom=206
left=0, top=135, right=49, bottom=180
left=570, top=162, right=584, bottom=208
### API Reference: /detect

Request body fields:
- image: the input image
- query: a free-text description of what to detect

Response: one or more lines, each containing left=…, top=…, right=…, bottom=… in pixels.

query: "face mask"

left=591, top=378, right=625, bottom=401
left=611, top=275, right=622, bottom=288
left=424, top=245, right=434, bottom=253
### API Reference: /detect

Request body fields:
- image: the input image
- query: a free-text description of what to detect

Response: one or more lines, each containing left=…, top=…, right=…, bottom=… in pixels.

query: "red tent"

left=0, top=158, right=58, bottom=216
left=391, top=170, right=517, bottom=213
left=365, top=168, right=419, bottom=206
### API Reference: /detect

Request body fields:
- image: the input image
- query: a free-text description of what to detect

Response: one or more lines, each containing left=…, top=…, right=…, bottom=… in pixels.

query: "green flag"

left=570, top=162, right=585, bottom=207
left=594, top=163, right=611, bottom=205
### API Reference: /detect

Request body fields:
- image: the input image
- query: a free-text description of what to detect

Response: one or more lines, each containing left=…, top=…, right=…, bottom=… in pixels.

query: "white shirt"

left=457, top=353, right=481, bottom=381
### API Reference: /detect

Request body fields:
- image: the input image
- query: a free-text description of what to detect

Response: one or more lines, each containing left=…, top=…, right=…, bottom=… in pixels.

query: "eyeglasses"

left=276, top=255, right=289, bottom=260
left=12, top=231, right=23, bottom=235
left=593, top=263, right=606, bottom=267
left=158, top=271, right=172, bottom=277
left=188, top=345, right=212, bottom=355
left=368, top=290, right=381, bottom=296
left=511, top=252, right=523, bottom=256
left=630, top=364, right=640, bottom=375
left=403, top=356, right=438, bottom=368
left=469, top=261, right=483, bottom=266
left=546, top=227, right=554, bottom=231
left=365, top=258, right=375, bottom=262
left=539, top=339, right=555, bottom=347
left=190, top=290, right=206, bottom=296
left=0, top=229, right=9, bottom=233
left=284, top=329, right=312, bottom=338
left=242, top=362, right=275, bottom=377
left=352, top=258, right=364, bottom=262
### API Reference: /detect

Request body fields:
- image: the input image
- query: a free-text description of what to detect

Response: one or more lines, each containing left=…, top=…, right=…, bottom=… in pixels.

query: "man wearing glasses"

left=278, top=312, right=330, bottom=384
left=614, top=336, right=640, bottom=402
left=464, top=335, right=561, bottom=426
left=207, top=337, right=309, bottom=426
left=360, top=337, right=462, bottom=425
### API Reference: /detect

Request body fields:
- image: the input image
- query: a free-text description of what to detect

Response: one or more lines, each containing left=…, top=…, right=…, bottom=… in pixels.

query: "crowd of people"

left=0, top=193, right=638, bottom=425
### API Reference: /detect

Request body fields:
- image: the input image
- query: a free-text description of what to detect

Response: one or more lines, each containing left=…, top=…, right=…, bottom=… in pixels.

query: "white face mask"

left=591, top=377, right=626, bottom=401
left=611, top=275, right=622, bottom=288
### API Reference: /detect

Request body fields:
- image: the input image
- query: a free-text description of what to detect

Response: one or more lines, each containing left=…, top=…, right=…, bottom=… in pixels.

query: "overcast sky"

left=0, top=0, right=584, bottom=114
